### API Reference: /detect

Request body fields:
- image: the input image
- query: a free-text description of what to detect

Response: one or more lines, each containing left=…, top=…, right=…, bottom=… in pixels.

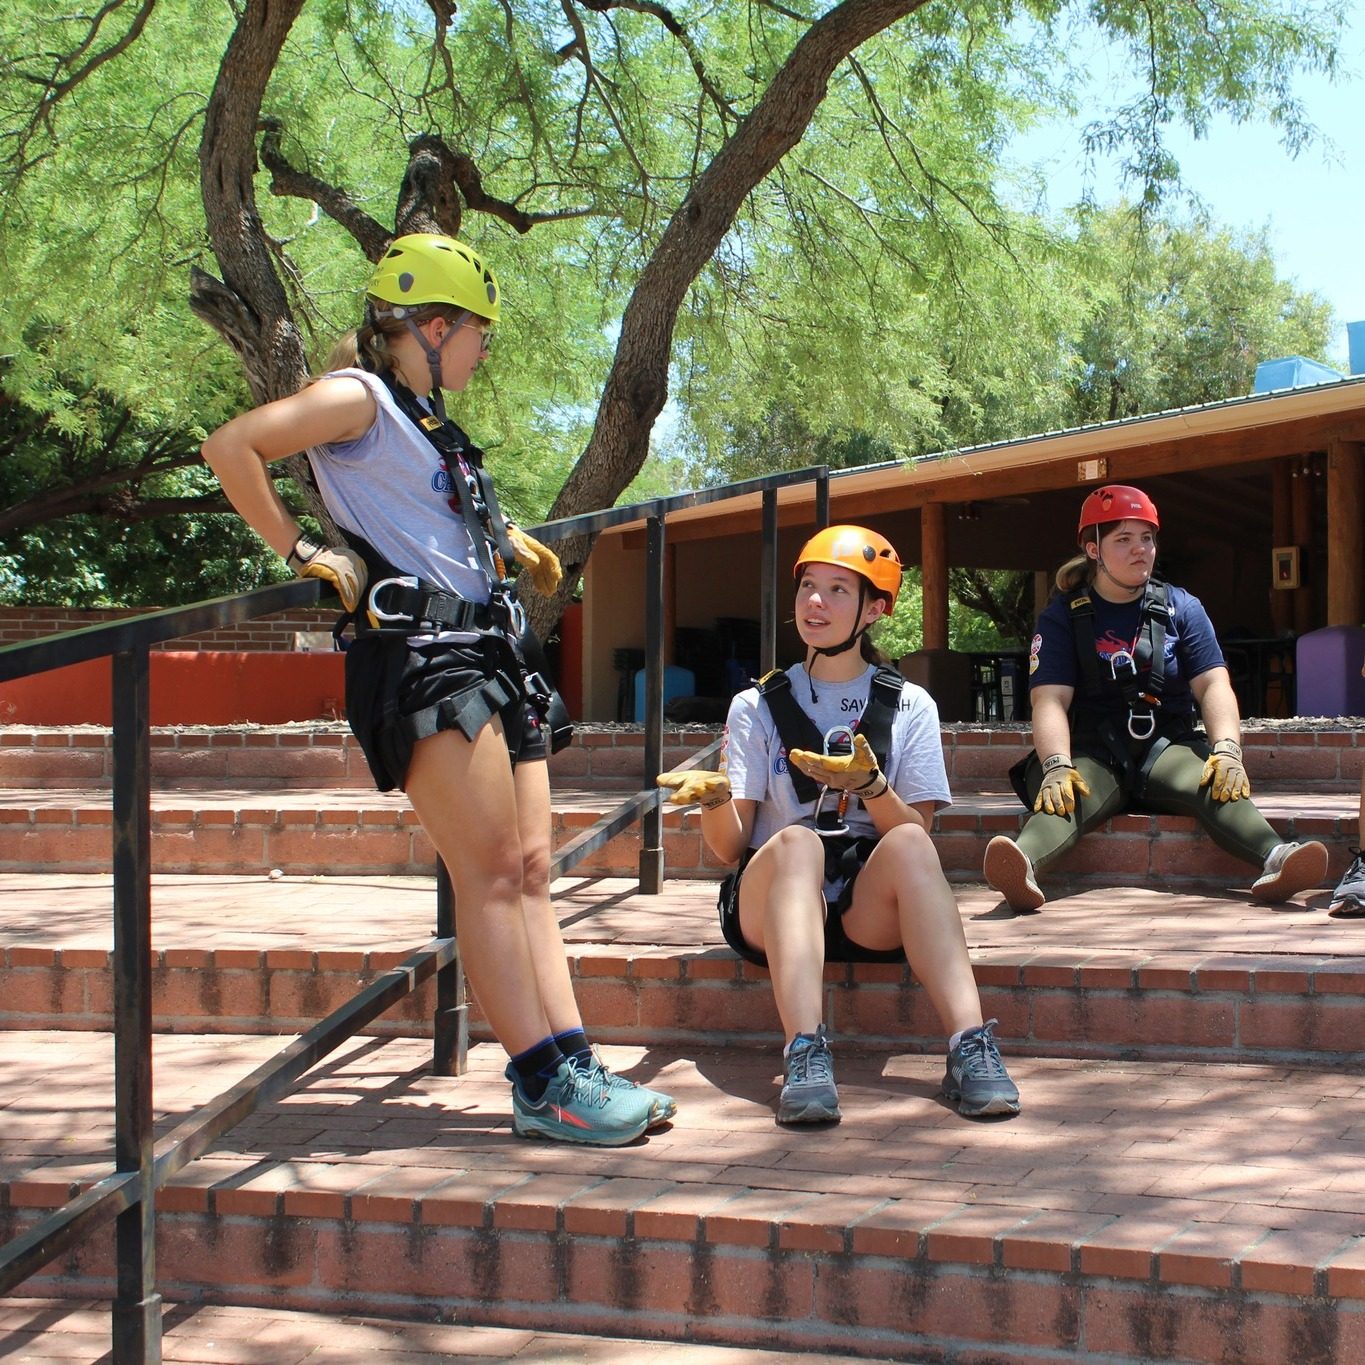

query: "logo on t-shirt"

left=840, top=696, right=866, bottom=715
left=1029, top=632, right=1042, bottom=675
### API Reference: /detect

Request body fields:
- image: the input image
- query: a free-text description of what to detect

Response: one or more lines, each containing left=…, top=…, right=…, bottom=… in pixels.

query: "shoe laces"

left=955, top=1019, right=1008, bottom=1079
left=562, top=1054, right=612, bottom=1109
left=788, top=1030, right=833, bottom=1086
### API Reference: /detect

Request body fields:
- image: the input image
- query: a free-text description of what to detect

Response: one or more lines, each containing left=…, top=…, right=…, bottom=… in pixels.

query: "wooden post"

left=921, top=503, right=948, bottom=651
left=1327, top=439, right=1364, bottom=627
left=1291, top=458, right=1315, bottom=636
left=1270, top=462, right=1293, bottom=636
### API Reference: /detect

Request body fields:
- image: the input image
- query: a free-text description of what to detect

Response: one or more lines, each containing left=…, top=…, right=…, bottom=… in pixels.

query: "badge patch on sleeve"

left=1029, top=632, right=1042, bottom=675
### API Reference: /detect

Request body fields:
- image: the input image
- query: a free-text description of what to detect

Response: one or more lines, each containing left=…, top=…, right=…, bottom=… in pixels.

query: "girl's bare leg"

left=841, top=823, right=983, bottom=1035
left=737, top=826, right=828, bottom=1039
left=512, top=757, right=583, bottom=1035
left=404, top=721, right=551, bottom=1056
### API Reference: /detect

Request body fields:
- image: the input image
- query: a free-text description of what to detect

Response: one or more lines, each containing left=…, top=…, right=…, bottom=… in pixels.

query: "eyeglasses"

left=466, top=322, right=493, bottom=352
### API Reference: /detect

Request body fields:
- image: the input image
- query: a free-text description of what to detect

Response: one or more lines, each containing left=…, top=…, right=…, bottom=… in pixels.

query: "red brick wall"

left=0, top=606, right=339, bottom=652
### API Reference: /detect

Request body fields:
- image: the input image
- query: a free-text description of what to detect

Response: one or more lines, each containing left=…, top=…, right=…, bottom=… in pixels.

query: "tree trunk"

left=527, top=0, right=927, bottom=640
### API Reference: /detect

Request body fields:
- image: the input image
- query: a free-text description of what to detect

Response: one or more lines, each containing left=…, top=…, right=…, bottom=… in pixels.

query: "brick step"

left=4, top=721, right=1360, bottom=791
left=6, top=1031, right=1365, bottom=1363
left=1, top=1298, right=896, bottom=1364
left=0, top=784, right=1354, bottom=884
left=3, top=874, right=1363, bottom=1068
left=0, top=722, right=727, bottom=791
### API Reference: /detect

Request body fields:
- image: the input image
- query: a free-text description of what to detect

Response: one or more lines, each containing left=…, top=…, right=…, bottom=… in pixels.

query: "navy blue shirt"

left=1027, top=582, right=1225, bottom=733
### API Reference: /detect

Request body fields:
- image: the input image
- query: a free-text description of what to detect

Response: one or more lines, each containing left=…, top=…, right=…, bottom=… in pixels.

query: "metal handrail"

left=0, top=461, right=830, bottom=1360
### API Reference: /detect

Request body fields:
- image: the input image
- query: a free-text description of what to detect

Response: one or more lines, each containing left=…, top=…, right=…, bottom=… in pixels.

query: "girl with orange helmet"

left=661, top=525, right=1020, bottom=1125
left=204, top=235, right=670, bottom=1146
left=983, top=484, right=1327, bottom=911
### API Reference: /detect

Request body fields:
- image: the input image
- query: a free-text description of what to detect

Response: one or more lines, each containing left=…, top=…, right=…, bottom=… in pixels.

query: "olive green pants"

left=1015, top=741, right=1282, bottom=874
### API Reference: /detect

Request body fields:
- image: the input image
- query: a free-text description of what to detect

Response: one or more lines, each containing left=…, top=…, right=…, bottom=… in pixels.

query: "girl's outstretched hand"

left=658, top=770, right=732, bottom=809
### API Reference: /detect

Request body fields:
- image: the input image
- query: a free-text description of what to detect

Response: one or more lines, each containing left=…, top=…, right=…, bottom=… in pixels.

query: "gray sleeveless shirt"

left=307, top=367, right=490, bottom=605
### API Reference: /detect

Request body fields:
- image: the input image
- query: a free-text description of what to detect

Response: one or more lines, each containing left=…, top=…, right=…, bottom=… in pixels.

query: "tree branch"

left=259, top=120, right=392, bottom=262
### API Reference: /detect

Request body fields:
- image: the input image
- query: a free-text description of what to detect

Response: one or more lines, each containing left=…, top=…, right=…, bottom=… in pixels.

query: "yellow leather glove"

left=1033, top=754, right=1091, bottom=816
left=657, top=770, right=732, bottom=809
left=506, top=524, right=563, bottom=597
left=1199, top=739, right=1251, bottom=802
left=286, top=536, right=367, bottom=613
left=788, top=733, right=886, bottom=796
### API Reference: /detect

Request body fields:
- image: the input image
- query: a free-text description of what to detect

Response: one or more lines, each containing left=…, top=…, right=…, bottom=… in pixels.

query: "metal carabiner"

left=813, top=724, right=856, bottom=838
left=1109, top=649, right=1137, bottom=682
left=366, top=576, right=420, bottom=624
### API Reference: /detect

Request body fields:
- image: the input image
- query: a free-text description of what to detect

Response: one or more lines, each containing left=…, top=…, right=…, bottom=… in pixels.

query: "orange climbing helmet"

left=794, top=524, right=903, bottom=612
left=1077, top=485, right=1160, bottom=545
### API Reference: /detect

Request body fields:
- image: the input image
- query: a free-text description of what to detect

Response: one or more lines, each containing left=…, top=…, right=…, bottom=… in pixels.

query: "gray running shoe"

left=778, top=1025, right=841, bottom=1124
left=1329, top=848, right=1365, bottom=918
left=983, top=835, right=1045, bottom=911
left=943, top=1019, right=1021, bottom=1118
left=1251, top=841, right=1329, bottom=903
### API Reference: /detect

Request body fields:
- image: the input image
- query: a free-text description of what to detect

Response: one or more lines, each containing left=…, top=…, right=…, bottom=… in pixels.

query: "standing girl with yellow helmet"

left=660, top=525, right=1020, bottom=1125
left=203, top=234, right=671, bottom=1145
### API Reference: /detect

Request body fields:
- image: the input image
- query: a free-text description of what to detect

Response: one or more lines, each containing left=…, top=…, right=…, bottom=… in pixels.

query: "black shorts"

left=344, top=632, right=546, bottom=793
left=717, top=836, right=906, bottom=967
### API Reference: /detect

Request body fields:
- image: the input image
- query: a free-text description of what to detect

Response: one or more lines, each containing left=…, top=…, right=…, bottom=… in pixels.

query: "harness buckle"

left=1127, top=709, right=1157, bottom=740
left=523, top=670, right=551, bottom=704
left=367, top=576, right=420, bottom=624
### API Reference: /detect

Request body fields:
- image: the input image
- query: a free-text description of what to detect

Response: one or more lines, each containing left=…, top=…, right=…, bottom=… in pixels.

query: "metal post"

left=640, top=513, right=665, bottom=893
left=432, top=860, right=468, bottom=1075
left=760, top=489, right=778, bottom=677
left=815, top=468, right=830, bottom=530
left=111, top=647, right=160, bottom=1363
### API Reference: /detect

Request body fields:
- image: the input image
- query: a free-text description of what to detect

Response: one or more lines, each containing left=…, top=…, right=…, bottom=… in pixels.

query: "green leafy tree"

left=1067, top=208, right=1337, bottom=423
left=0, top=0, right=1345, bottom=619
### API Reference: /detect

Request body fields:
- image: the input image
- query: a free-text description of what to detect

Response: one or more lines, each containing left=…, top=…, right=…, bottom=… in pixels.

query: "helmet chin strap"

left=371, top=304, right=471, bottom=422
left=804, top=580, right=869, bottom=701
left=1094, top=549, right=1146, bottom=600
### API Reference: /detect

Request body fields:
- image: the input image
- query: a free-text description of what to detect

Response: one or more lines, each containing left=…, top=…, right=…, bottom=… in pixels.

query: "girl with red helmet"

left=660, top=525, right=1020, bottom=1125
left=983, top=484, right=1327, bottom=911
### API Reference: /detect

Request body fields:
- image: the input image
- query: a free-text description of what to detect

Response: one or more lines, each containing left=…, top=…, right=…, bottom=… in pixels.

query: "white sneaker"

left=983, top=835, right=1045, bottom=911
left=1251, top=841, right=1329, bottom=903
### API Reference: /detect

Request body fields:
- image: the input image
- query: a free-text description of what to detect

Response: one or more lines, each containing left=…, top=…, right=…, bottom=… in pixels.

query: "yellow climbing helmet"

left=367, top=234, right=500, bottom=322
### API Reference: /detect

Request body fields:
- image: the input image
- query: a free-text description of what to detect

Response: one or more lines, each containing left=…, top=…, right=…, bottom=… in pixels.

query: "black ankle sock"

left=509, top=1036, right=565, bottom=1102
left=553, top=1027, right=592, bottom=1064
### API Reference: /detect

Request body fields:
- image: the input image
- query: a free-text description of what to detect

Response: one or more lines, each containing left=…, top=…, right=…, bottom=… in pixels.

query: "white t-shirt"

left=722, top=662, right=951, bottom=877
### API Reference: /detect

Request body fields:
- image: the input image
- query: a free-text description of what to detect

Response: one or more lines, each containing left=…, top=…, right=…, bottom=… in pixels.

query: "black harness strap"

left=1068, top=579, right=1172, bottom=732
left=757, top=665, right=902, bottom=805
left=379, top=373, right=519, bottom=585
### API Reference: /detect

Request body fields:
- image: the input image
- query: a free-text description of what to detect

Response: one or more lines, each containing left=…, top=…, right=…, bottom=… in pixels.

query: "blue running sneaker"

left=506, top=1056, right=651, bottom=1146
left=944, top=1019, right=1020, bottom=1118
left=778, top=1025, right=841, bottom=1124
left=588, top=1045, right=677, bottom=1128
